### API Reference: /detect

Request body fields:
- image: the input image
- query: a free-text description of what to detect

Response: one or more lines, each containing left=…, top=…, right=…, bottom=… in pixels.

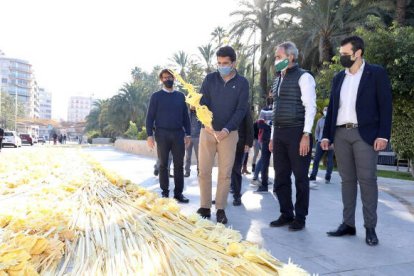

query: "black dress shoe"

left=365, top=228, right=379, bottom=246
left=309, top=175, right=316, bottom=181
left=233, top=198, right=242, bottom=206
left=255, top=186, right=268, bottom=193
left=184, top=172, right=190, bottom=177
left=197, top=208, right=211, bottom=218
left=270, top=215, right=294, bottom=227
left=327, top=223, right=356, bottom=237
left=174, top=195, right=189, bottom=203
left=216, top=209, right=228, bottom=224
left=154, top=169, right=159, bottom=176
left=289, top=220, right=305, bottom=231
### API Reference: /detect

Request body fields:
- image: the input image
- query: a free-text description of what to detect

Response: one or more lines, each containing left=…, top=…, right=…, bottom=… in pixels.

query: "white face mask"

left=323, top=111, right=327, bottom=116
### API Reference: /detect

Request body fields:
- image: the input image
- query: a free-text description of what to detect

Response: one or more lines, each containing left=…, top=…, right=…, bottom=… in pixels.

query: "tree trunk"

left=396, top=0, right=407, bottom=26
left=319, top=34, right=334, bottom=64
left=259, top=38, right=268, bottom=99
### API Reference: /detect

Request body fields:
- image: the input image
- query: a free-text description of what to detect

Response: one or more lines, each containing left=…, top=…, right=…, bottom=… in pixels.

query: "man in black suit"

left=321, top=36, right=392, bottom=246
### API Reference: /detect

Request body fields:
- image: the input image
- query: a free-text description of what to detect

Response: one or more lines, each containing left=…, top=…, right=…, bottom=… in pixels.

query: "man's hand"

left=216, top=129, right=229, bottom=141
left=299, top=135, right=310, bottom=156
left=321, top=139, right=330, bottom=150
left=147, top=136, right=155, bottom=149
left=374, top=138, right=388, bottom=151
left=185, top=136, right=191, bottom=148
left=244, top=145, right=250, bottom=153
left=269, top=139, right=273, bottom=152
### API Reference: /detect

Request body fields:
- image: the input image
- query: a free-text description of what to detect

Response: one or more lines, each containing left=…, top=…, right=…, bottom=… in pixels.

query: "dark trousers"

left=155, top=129, right=185, bottom=197
left=310, top=141, right=334, bottom=180
left=0, top=137, right=3, bottom=151
left=259, top=139, right=271, bottom=187
left=231, top=147, right=245, bottom=199
left=273, top=127, right=312, bottom=222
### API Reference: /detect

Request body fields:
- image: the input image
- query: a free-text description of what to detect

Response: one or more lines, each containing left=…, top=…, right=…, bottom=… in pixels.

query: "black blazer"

left=323, top=62, right=392, bottom=145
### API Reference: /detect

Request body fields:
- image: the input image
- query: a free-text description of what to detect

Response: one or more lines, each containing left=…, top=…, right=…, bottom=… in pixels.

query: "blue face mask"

left=217, top=65, right=233, bottom=76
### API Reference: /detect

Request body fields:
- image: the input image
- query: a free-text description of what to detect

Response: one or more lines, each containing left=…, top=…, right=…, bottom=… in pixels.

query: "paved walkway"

left=83, top=146, right=414, bottom=275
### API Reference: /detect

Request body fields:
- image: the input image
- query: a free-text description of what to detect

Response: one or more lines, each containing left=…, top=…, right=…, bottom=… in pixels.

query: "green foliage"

left=355, top=22, right=414, bottom=160
left=124, top=121, right=138, bottom=139
left=315, top=56, right=344, bottom=100
left=86, top=130, right=100, bottom=144
left=0, top=91, right=26, bottom=129
left=137, top=127, right=147, bottom=140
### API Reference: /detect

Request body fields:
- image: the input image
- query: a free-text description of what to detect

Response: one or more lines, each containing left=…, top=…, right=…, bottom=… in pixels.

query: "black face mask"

left=340, top=55, right=356, bottom=68
left=163, top=79, right=174, bottom=88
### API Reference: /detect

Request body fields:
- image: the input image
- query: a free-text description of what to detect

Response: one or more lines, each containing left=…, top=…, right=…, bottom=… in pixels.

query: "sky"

left=0, top=0, right=240, bottom=120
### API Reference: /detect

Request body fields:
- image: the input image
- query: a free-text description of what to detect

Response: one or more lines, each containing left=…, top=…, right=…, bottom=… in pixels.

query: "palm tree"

left=283, top=0, right=389, bottom=68
left=170, top=51, right=189, bottom=78
left=198, top=43, right=215, bottom=73
left=211, top=26, right=227, bottom=47
left=131, top=67, right=143, bottom=82
left=230, top=0, right=286, bottom=97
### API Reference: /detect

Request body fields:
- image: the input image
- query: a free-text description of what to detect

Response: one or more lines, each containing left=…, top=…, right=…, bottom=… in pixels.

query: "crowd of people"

left=145, top=35, right=392, bottom=246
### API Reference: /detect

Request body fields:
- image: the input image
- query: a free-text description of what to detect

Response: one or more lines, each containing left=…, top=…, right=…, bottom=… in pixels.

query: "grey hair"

left=277, top=41, right=299, bottom=61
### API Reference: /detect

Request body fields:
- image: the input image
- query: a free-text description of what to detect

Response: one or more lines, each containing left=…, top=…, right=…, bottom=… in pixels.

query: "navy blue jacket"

left=322, top=63, right=392, bottom=145
left=145, top=90, right=191, bottom=137
left=200, top=71, right=249, bottom=131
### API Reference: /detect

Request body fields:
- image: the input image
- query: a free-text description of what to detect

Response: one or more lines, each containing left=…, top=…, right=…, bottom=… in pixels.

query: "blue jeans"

left=310, top=142, right=334, bottom=180
left=253, top=140, right=271, bottom=186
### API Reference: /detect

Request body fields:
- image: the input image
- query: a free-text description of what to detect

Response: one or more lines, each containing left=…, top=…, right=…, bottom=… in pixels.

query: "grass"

left=315, top=164, right=413, bottom=181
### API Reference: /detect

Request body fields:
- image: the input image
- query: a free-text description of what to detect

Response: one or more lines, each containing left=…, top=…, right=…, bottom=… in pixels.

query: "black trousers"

left=0, top=137, right=3, bottom=151
left=231, top=146, right=245, bottom=200
left=155, top=129, right=185, bottom=197
left=259, top=139, right=271, bottom=187
left=273, top=126, right=312, bottom=222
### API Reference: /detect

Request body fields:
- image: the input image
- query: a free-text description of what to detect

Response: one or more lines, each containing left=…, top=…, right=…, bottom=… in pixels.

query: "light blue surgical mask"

left=217, top=65, right=233, bottom=76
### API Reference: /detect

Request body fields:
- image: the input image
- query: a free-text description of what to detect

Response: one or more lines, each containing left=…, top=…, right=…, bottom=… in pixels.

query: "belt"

left=338, top=123, right=358, bottom=129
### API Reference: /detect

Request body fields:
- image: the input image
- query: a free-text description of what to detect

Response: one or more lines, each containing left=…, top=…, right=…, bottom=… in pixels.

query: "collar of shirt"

left=162, top=88, right=175, bottom=93
left=345, top=60, right=365, bottom=76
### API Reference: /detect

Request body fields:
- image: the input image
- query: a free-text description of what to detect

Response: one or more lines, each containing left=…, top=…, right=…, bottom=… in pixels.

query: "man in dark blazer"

left=321, top=36, right=392, bottom=246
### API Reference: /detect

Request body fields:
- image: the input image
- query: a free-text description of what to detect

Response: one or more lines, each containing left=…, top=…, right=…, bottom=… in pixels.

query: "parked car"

left=32, top=136, right=38, bottom=144
left=19, top=133, right=34, bottom=145
left=3, top=131, right=22, bottom=148
left=38, top=136, right=46, bottom=144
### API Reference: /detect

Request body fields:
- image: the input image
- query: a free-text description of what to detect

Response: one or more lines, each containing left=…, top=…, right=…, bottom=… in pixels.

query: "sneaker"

left=270, top=215, right=294, bottom=227
left=250, top=179, right=261, bottom=186
left=233, top=198, right=242, bottom=206
left=169, top=173, right=174, bottom=178
left=288, top=219, right=305, bottom=231
left=184, top=172, right=190, bottom=177
left=216, top=209, right=228, bottom=224
left=255, top=186, right=268, bottom=193
left=196, top=208, right=211, bottom=218
left=310, top=182, right=318, bottom=189
left=325, top=178, right=331, bottom=184
left=309, top=175, right=316, bottom=181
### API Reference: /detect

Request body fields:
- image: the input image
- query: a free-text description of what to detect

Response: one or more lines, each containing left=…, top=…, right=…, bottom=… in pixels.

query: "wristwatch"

left=303, top=132, right=310, bottom=136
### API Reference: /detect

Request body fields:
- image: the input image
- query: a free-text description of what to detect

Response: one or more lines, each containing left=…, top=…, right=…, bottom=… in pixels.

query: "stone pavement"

left=83, top=146, right=414, bottom=275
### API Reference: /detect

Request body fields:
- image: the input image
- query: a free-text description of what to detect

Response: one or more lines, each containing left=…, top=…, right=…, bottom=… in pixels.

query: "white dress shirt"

left=271, top=72, right=317, bottom=138
left=336, top=61, right=365, bottom=126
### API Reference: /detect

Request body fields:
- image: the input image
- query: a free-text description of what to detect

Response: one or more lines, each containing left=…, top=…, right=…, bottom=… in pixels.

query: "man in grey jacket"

left=309, top=106, right=334, bottom=183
